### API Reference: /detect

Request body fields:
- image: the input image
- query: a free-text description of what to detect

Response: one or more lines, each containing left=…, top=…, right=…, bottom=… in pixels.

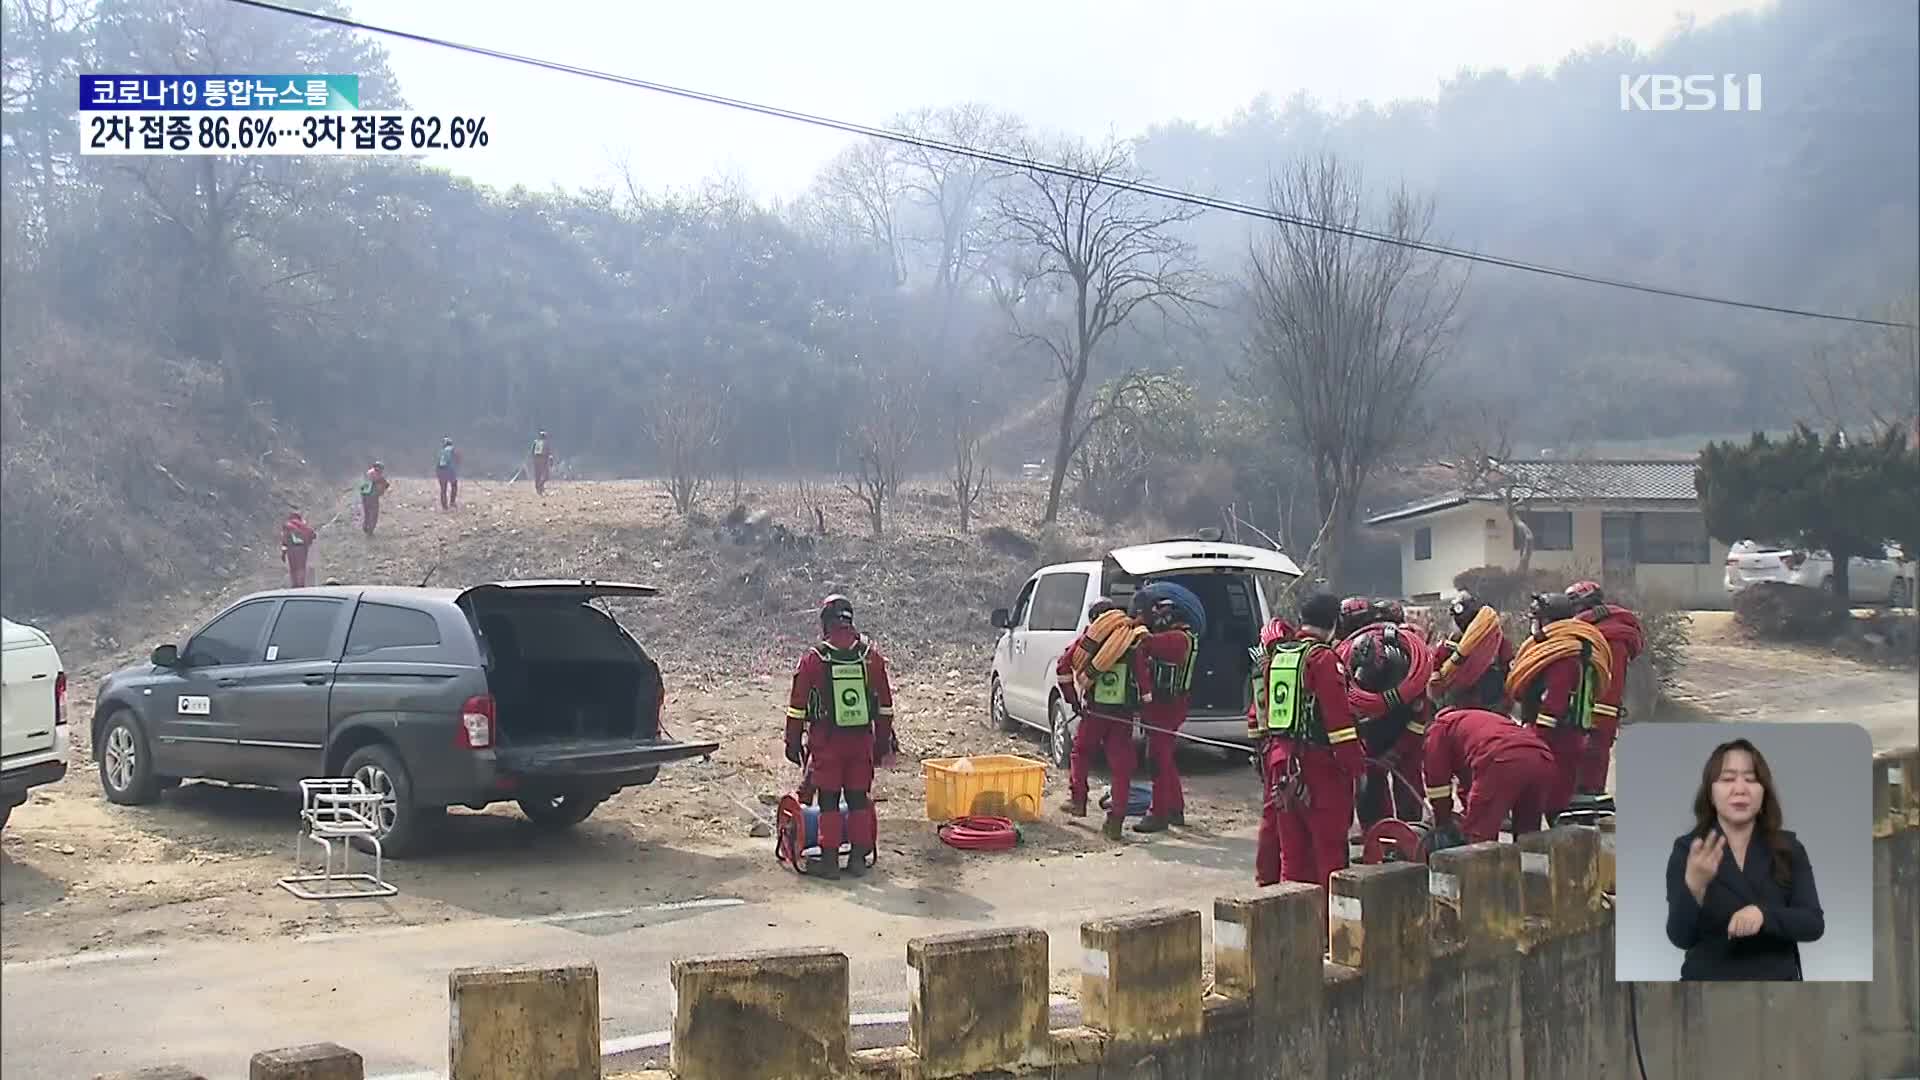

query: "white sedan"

left=1724, top=541, right=1915, bottom=607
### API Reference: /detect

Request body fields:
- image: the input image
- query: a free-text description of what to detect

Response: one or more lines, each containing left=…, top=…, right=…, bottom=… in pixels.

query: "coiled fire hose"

left=1339, top=623, right=1434, bottom=717
left=1428, top=604, right=1503, bottom=697
left=1505, top=618, right=1614, bottom=699
left=938, top=815, right=1020, bottom=851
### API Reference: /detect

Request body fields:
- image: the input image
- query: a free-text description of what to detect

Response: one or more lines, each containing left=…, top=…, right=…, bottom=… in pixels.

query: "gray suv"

left=90, top=580, right=718, bottom=854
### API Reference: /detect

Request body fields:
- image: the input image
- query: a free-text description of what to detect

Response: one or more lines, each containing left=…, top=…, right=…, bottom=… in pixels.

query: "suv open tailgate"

left=494, top=737, right=718, bottom=781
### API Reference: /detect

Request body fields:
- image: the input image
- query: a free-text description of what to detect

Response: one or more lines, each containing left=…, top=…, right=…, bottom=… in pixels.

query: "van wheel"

left=343, top=744, right=430, bottom=857
left=519, top=794, right=603, bottom=828
left=990, top=678, right=1018, bottom=732
left=99, top=710, right=160, bottom=806
left=1048, top=698, right=1077, bottom=770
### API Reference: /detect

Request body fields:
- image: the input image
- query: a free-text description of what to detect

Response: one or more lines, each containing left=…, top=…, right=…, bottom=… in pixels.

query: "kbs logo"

left=1619, top=74, right=1763, bottom=111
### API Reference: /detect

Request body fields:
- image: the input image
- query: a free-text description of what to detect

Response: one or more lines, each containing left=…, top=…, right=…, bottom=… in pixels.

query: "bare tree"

left=842, top=368, right=924, bottom=537
left=809, top=138, right=908, bottom=286
left=893, top=104, right=1024, bottom=335
left=948, top=396, right=991, bottom=534
left=1242, top=153, right=1464, bottom=587
left=642, top=372, right=727, bottom=516
left=991, top=137, right=1208, bottom=525
left=1804, top=290, right=1920, bottom=441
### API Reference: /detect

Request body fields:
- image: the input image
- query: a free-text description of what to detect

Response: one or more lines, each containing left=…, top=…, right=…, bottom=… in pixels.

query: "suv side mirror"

left=990, top=608, right=1011, bottom=630
left=151, top=644, right=180, bottom=668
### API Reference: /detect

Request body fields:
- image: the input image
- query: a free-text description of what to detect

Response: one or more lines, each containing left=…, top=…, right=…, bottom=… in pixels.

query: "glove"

left=784, top=738, right=804, bottom=767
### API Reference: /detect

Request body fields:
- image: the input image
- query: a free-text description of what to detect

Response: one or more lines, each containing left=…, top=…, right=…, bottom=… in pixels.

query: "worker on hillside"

left=358, top=460, right=390, bottom=538
left=1058, top=598, right=1142, bottom=841
left=1567, top=581, right=1645, bottom=798
left=1505, top=592, right=1610, bottom=823
left=1130, top=588, right=1198, bottom=834
left=1427, top=591, right=1515, bottom=712
left=1422, top=704, right=1557, bottom=845
left=784, top=595, right=895, bottom=879
left=530, top=430, right=555, bottom=495
left=279, top=510, right=317, bottom=588
left=1341, top=616, right=1432, bottom=828
left=435, top=437, right=462, bottom=511
left=1250, top=593, right=1364, bottom=897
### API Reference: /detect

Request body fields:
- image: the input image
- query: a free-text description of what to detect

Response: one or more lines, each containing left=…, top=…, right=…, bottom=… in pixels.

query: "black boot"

left=807, top=853, right=840, bottom=879
left=1168, top=809, right=1186, bottom=827
left=1102, top=816, right=1124, bottom=841
left=1133, top=815, right=1171, bottom=834
left=843, top=847, right=871, bottom=877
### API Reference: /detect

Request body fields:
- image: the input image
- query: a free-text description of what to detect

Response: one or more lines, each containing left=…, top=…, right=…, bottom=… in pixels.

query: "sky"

left=347, top=0, right=1771, bottom=203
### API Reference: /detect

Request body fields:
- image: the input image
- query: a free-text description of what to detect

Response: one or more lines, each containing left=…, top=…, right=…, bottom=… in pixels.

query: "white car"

left=2, top=617, right=69, bottom=829
left=1724, top=541, right=1915, bottom=607
left=987, top=539, right=1301, bottom=768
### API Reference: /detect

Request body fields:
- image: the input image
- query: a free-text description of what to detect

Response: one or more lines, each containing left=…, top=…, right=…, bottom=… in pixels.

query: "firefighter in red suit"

left=1512, top=592, right=1586, bottom=822
left=1058, top=599, right=1137, bottom=842
left=1423, top=706, right=1557, bottom=844
left=1566, top=581, right=1643, bottom=797
left=1130, top=590, right=1197, bottom=834
left=358, top=460, right=390, bottom=537
left=1338, top=605, right=1431, bottom=828
left=1250, top=593, right=1364, bottom=897
left=530, top=431, right=555, bottom=495
left=279, top=511, right=317, bottom=588
left=1428, top=591, right=1515, bottom=713
left=784, top=595, right=896, bottom=879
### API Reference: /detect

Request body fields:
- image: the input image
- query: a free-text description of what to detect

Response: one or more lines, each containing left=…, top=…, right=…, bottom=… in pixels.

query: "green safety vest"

left=359, top=475, right=376, bottom=496
left=438, top=446, right=455, bottom=468
left=815, top=643, right=873, bottom=728
left=1148, top=629, right=1198, bottom=699
left=1264, top=641, right=1322, bottom=738
left=1570, top=644, right=1597, bottom=731
left=1091, top=663, right=1135, bottom=709
left=532, top=438, right=548, bottom=457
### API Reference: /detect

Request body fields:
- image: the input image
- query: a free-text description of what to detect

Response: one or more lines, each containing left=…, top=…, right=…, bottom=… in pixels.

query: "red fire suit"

left=1057, top=646, right=1136, bottom=824
left=1515, top=653, right=1584, bottom=819
left=1575, top=606, right=1644, bottom=794
left=1134, top=626, right=1195, bottom=821
left=1251, top=631, right=1363, bottom=894
left=435, top=446, right=462, bottom=510
left=359, top=467, right=389, bottom=537
left=280, top=514, right=317, bottom=588
left=531, top=436, right=554, bottom=495
left=1430, top=629, right=1516, bottom=712
left=786, top=627, right=895, bottom=860
left=1424, top=707, right=1556, bottom=842
left=1337, top=623, right=1431, bottom=827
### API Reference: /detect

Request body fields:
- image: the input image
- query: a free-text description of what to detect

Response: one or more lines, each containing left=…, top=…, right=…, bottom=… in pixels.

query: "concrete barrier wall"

left=101, top=746, right=1920, bottom=1080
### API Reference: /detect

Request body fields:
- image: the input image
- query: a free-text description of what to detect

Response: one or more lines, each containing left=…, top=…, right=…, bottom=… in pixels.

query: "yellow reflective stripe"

left=1592, top=703, right=1620, bottom=717
left=1406, top=720, right=1428, bottom=735
left=876, top=706, right=895, bottom=717
left=785, top=706, right=808, bottom=719
left=1537, top=713, right=1559, bottom=728
left=1327, top=728, right=1359, bottom=744
left=1425, top=784, right=1453, bottom=799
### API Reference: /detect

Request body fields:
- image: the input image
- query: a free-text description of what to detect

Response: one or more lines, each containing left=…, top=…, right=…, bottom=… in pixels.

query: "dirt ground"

left=0, top=475, right=1255, bottom=963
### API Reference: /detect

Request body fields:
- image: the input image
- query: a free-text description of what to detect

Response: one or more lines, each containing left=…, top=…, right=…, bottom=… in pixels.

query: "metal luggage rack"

left=276, top=777, right=399, bottom=901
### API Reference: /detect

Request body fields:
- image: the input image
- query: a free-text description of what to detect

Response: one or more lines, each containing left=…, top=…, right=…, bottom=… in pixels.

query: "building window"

left=1638, top=511, right=1711, bottom=565
left=1414, top=527, right=1433, bottom=561
left=1513, top=511, right=1574, bottom=552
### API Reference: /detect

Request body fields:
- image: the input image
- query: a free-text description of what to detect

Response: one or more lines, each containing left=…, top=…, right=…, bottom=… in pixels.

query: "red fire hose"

left=938, top=815, right=1020, bottom=851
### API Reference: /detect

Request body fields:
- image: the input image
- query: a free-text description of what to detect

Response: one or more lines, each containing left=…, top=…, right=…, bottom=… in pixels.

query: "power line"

left=226, top=0, right=1913, bottom=330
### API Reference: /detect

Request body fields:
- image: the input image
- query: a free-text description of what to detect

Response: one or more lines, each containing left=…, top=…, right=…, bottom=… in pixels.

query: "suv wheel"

left=518, top=793, right=603, bottom=828
left=99, top=710, right=160, bottom=805
left=1048, top=697, right=1077, bottom=770
left=343, top=744, right=431, bottom=857
left=990, top=677, right=1018, bottom=732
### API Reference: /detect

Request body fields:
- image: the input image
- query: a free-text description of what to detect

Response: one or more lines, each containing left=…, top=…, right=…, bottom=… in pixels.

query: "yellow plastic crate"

left=922, top=754, right=1048, bottom=822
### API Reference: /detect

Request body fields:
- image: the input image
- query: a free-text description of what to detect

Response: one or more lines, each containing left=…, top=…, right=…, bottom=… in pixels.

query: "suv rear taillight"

left=458, top=694, right=495, bottom=749
left=53, top=671, right=67, bottom=726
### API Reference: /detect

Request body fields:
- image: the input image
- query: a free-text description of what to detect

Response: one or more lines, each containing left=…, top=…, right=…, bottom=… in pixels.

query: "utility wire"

left=226, top=0, right=1913, bottom=330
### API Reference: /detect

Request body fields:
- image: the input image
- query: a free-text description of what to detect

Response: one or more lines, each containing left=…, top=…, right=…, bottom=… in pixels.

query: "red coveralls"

left=435, top=446, right=461, bottom=510
left=1516, top=653, right=1584, bottom=820
left=786, top=628, right=895, bottom=860
left=280, top=514, right=317, bottom=588
left=1575, top=607, right=1643, bottom=794
left=531, top=436, right=554, bottom=495
left=1133, top=626, right=1195, bottom=821
left=1424, top=707, right=1556, bottom=842
left=1430, top=631, right=1515, bottom=712
left=1057, top=646, right=1137, bottom=825
left=1337, top=624, right=1430, bottom=827
left=359, top=467, right=389, bottom=536
left=1252, top=631, right=1363, bottom=893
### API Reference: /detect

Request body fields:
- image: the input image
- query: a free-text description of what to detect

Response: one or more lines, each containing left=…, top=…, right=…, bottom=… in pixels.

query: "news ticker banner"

left=78, top=73, right=488, bottom=156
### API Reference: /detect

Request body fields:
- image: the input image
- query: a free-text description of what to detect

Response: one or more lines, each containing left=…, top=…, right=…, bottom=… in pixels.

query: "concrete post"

left=670, top=947, right=849, bottom=1080
left=448, top=963, right=600, bottom=1080
left=1893, top=746, right=1920, bottom=827
left=248, top=1044, right=364, bottom=1080
left=1079, top=908, right=1203, bottom=1044
left=1517, top=825, right=1605, bottom=933
left=1211, top=884, right=1322, bottom=1013
left=1427, top=841, right=1525, bottom=963
left=1326, top=862, right=1430, bottom=985
left=1872, top=749, right=1899, bottom=837
left=93, top=1070, right=205, bottom=1080
left=906, top=927, right=1049, bottom=1078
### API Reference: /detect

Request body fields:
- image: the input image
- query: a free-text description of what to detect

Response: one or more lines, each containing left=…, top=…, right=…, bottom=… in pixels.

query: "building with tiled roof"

left=1365, top=459, right=1730, bottom=608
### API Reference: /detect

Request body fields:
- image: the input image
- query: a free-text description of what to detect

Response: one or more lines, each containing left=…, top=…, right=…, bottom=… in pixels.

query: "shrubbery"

left=1731, top=581, right=1847, bottom=640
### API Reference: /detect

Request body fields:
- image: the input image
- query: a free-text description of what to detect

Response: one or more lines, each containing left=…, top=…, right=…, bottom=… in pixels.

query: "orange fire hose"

left=1428, top=605, right=1502, bottom=698
left=1505, top=618, right=1613, bottom=700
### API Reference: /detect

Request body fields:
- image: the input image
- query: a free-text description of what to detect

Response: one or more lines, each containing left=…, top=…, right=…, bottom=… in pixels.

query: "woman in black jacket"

left=1665, top=738, right=1825, bottom=980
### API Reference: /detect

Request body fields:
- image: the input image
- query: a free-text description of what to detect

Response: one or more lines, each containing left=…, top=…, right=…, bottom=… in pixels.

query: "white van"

left=987, top=539, right=1302, bottom=766
left=2, top=617, right=69, bottom=829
